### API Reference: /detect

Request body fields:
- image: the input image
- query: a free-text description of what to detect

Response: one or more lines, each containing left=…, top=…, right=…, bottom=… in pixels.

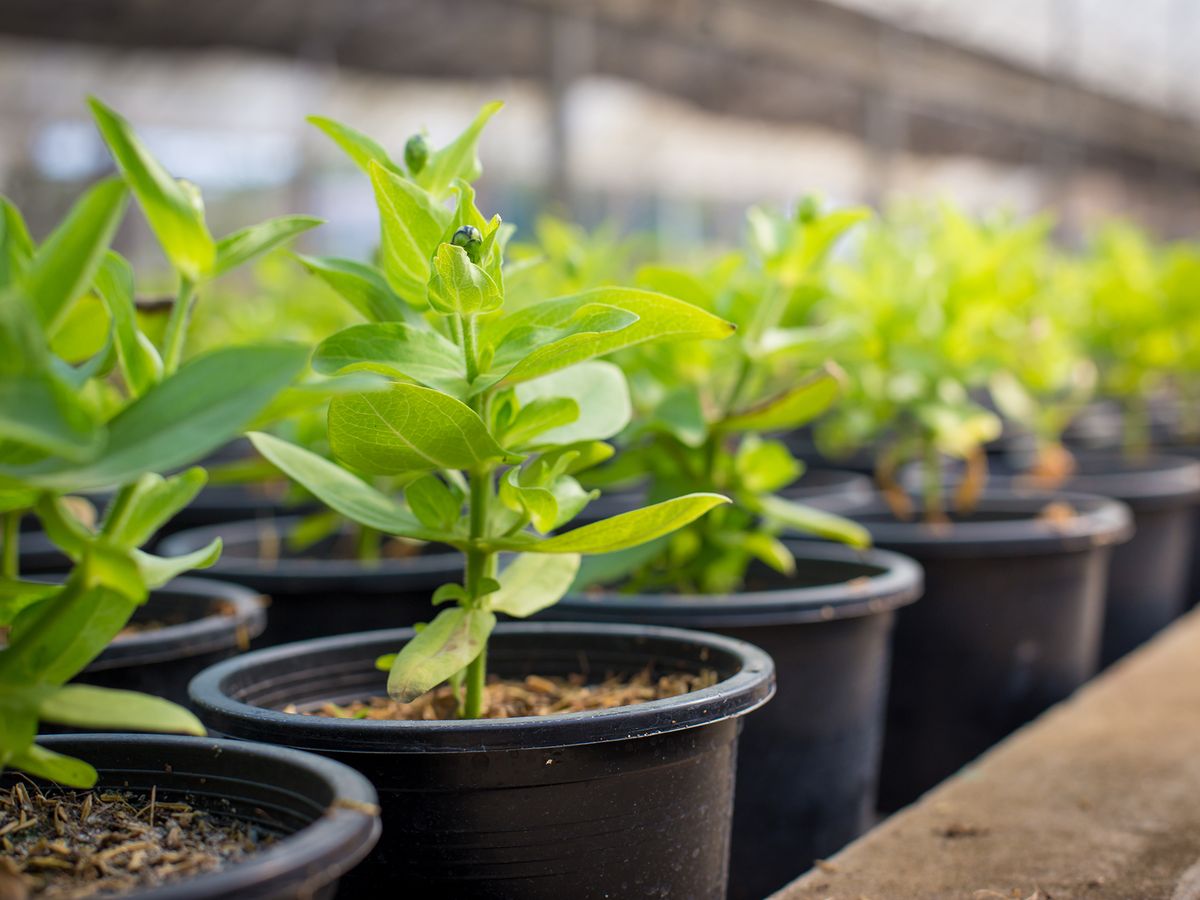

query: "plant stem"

left=464, top=642, right=488, bottom=719
left=461, top=314, right=480, bottom=383
left=1, top=510, right=19, bottom=578
left=161, top=277, right=196, bottom=375
left=921, top=439, right=944, bottom=523
left=462, top=468, right=495, bottom=720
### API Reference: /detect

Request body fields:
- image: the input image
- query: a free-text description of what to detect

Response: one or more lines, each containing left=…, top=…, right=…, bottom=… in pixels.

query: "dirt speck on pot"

left=1, top=781, right=271, bottom=899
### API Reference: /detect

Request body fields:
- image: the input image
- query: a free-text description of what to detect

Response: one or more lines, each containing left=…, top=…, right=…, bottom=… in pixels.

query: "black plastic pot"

left=544, top=542, right=922, bottom=900
left=155, top=483, right=317, bottom=540
left=846, top=491, right=1132, bottom=811
left=81, top=576, right=266, bottom=707
left=189, top=623, right=774, bottom=900
left=2, top=734, right=379, bottom=899
left=159, top=517, right=461, bottom=646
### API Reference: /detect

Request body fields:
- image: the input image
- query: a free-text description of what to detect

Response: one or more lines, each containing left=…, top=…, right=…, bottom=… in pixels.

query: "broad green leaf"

left=387, top=607, right=495, bottom=702
left=213, top=215, right=322, bottom=277
left=370, top=161, right=452, bottom=302
left=0, top=579, right=59, bottom=626
left=499, top=468, right=558, bottom=533
left=297, top=255, right=415, bottom=321
left=313, top=322, right=468, bottom=396
left=494, top=288, right=735, bottom=386
left=649, top=387, right=708, bottom=448
left=720, top=370, right=840, bottom=432
left=23, top=178, right=128, bottom=332
left=758, top=494, right=871, bottom=549
left=734, top=437, right=801, bottom=494
left=0, top=196, right=34, bottom=288
left=89, top=97, right=216, bottom=281
left=39, top=684, right=204, bottom=734
left=328, top=383, right=518, bottom=476
left=741, top=532, right=795, bottom=575
left=0, top=374, right=102, bottom=461
left=9, top=742, right=97, bottom=787
left=405, top=475, right=461, bottom=530
left=486, top=303, right=638, bottom=379
left=416, top=101, right=503, bottom=199
left=100, top=468, right=207, bottom=549
left=513, top=361, right=631, bottom=445
left=4, top=344, right=308, bottom=491
left=94, top=251, right=162, bottom=396
left=249, top=432, right=446, bottom=541
left=501, top=397, right=578, bottom=448
left=308, top=115, right=401, bottom=175
left=132, top=538, right=221, bottom=589
left=523, top=493, right=730, bottom=554
left=427, top=243, right=502, bottom=315
left=488, top=552, right=580, bottom=618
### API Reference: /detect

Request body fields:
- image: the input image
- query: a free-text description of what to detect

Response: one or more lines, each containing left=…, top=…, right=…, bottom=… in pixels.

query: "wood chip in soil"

left=289, top=667, right=719, bottom=721
left=0, top=781, right=272, bottom=899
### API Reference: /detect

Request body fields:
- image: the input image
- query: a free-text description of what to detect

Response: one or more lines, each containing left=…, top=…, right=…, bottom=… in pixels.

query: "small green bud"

left=404, top=133, right=429, bottom=175
left=796, top=195, right=820, bottom=224
left=452, top=225, right=483, bottom=263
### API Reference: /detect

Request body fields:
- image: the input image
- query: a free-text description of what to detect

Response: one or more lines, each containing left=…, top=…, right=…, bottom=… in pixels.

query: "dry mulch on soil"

left=290, top=668, right=719, bottom=721
left=0, top=781, right=271, bottom=899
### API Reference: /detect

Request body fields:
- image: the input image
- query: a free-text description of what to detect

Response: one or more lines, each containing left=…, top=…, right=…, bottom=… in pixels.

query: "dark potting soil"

left=0, top=781, right=273, bottom=899
left=289, top=668, right=718, bottom=721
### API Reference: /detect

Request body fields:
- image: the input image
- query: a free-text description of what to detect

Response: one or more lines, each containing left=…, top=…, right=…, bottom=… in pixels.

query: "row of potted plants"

left=3, top=97, right=1199, bottom=900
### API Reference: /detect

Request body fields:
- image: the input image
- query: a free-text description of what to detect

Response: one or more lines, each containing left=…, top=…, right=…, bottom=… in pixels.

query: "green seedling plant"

left=0, top=99, right=313, bottom=785
left=814, top=203, right=1010, bottom=522
left=576, top=199, right=872, bottom=594
left=249, top=103, right=735, bottom=718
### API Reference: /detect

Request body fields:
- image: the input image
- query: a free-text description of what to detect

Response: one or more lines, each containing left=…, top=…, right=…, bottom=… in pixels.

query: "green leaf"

left=387, top=607, right=495, bottom=702
left=94, top=251, right=162, bottom=396
left=0, top=195, right=35, bottom=289
left=499, top=468, right=558, bottom=533
left=0, top=374, right=102, bottom=462
left=9, top=743, right=97, bottom=787
left=405, top=475, right=461, bottom=530
left=525, top=493, right=730, bottom=554
left=89, top=97, right=215, bottom=281
left=486, top=303, right=638, bottom=380
left=213, top=215, right=322, bottom=277
left=23, top=178, right=128, bottom=332
left=734, top=437, right=801, bottom=494
left=720, top=370, right=840, bottom=432
left=4, top=344, right=308, bottom=491
left=502, top=397, right=578, bottom=448
left=649, top=387, right=708, bottom=448
left=416, top=101, right=503, bottom=199
left=370, top=161, right=452, bottom=302
left=313, top=322, right=468, bottom=396
left=427, top=243, right=502, bottom=315
left=308, top=115, right=401, bottom=175
left=100, top=468, right=207, bottom=549
left=38, top=684, right=205, bottom=735
left=757, top=494, right=871, bottom=549
left=493, top=288, right=735, bottom=386
left=488, top=552, right=580, bottom=618
left=0, top=579, right=59, bottom=626
left=513, top=361, right=631, bottom=445
left=297, top=255, right=415, bottom=322
left=741, top=532, right=795, bottom=575
left=328, top=383, right=519, bottom=477
left=132, top=538, right=221, bottom=588
left=249, top=432, right=446, bottom=541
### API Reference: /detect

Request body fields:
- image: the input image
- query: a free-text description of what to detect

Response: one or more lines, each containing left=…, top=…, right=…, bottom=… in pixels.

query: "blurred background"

left=3, top=0, right=1200, bottom=266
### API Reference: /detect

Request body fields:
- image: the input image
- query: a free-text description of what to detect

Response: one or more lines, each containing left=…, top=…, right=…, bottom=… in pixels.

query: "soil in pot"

left=189, top=623, right=774, bottom=900
left=0, top=734, right=379, bottom=900
left=845, top=491, right=1132, bottom=811
left=158, top=518, right=460, bottom=646
left=543, top=542, right=923, bottom=900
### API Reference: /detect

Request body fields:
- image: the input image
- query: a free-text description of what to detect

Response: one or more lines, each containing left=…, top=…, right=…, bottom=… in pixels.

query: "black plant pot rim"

left=158, top=516, right=460, bottom=583
left=189, top=622, right=775, bottom=753
left=26, top=734, right=379, bottom=900
left=1050, top=451, right=1200, bottom=511
left=22, top=576, right=267, bottom=673
left=848, top=489, right=1133, bottom=558
left=556, top=542, right=922, bottom=628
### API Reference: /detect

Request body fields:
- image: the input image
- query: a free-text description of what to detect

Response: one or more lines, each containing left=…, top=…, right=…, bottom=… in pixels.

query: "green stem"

left=464, top=641, right=488, bottom=719
left=461, top=314, right=480, bottom=383
left=462, top=467, right=495, bottom=719
left=2, top=510, right=19, bottom=579
left=161, top=277, right=196, bottom=375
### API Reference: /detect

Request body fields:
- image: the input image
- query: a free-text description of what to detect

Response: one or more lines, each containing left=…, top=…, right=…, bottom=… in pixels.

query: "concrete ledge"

left=776, top=607, right=1200, bottom=900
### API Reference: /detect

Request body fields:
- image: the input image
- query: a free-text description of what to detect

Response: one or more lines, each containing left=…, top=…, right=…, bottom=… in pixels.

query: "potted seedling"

left=0, top=101, right=380, bottom=897
left=188, top=103, right=774, bottom=900
left=542, top=199, right=922, bottom=899
left=811, top=204, right=1132, bottom=809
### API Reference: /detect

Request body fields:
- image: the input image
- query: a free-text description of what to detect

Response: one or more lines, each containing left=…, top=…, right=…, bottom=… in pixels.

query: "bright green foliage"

left=255, top=104, right=734, bottom=718
left=574, top=199, right=871, bottom=595
left=0, top=100, right=310, bottom=786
